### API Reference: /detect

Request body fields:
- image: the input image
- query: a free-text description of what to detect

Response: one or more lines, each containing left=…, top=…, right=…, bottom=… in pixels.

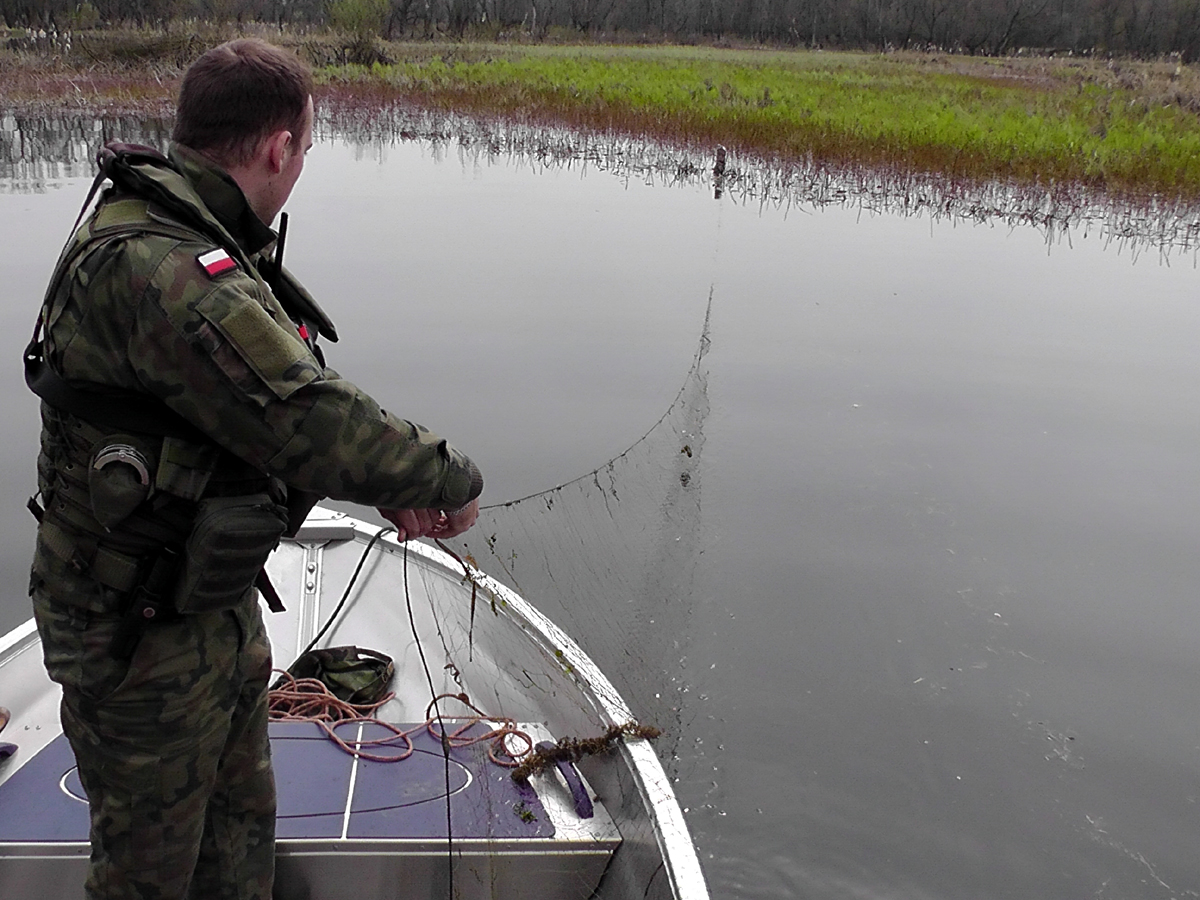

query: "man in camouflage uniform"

left=27, top=39, right=482, bottom=899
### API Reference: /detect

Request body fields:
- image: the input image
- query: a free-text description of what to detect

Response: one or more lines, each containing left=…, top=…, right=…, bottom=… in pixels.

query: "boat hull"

left=0, top=507, right=708, bottom=900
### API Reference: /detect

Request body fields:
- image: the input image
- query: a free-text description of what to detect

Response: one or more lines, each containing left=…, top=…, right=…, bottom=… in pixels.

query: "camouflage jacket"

left=35, top=143, right=482, bottom=517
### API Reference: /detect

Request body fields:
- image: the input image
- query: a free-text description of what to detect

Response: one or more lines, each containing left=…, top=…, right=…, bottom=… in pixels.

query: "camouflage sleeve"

left=127, top=239, right=482, bottom=510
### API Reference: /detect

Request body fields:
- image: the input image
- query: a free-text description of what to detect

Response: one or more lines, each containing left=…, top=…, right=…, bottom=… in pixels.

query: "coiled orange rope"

left=425, top=691, right=534, bottom=768
left=268, top=672, right=533, bottom=767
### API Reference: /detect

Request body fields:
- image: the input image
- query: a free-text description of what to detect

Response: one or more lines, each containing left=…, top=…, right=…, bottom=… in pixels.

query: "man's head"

left=174, top=39, right=314, bottom=226
left=173, top=38, right=312, bottom=170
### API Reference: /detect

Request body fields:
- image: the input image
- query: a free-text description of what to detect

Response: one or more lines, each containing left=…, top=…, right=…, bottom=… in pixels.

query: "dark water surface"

left=3, top=127, right=1200, bottom=899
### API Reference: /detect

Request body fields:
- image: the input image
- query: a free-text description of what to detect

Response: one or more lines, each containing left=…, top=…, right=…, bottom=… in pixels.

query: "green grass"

left=316, top=44, right=1200, bottom=199
left=5, top=33, right=1200, bottom=199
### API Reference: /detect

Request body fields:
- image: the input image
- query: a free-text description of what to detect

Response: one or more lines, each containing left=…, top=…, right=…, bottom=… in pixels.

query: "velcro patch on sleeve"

left=197, top=248, right=237, bottom=277
left=199, top=296, right=321, bottom=403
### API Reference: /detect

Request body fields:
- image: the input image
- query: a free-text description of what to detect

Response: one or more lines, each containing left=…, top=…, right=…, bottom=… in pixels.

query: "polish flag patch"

left=197, top=248, right=237, bottom=277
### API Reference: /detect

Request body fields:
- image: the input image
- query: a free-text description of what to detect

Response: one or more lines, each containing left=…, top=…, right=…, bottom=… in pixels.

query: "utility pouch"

left=172, top=493, right=288, bottom=615
left=87, top=436, right=154, bottom=530
left=155, top=436, right=221, bottom=502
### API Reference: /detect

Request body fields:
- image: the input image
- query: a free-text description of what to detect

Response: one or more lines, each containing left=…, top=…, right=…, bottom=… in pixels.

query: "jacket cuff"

left=441, top=457, right=483, bottom=509
left=464, top=459, right=483, bottom=502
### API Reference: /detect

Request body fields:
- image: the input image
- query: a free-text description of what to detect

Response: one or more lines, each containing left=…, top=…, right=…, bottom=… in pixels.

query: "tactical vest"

left=27, top=143, right=333, bottom=619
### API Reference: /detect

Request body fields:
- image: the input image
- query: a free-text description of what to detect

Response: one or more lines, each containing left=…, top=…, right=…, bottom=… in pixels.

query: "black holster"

left=109, top=546, right=180, bottom=660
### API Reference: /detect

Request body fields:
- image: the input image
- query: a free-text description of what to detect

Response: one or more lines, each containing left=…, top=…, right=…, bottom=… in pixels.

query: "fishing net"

left=447, top=295, right=713, bottom=775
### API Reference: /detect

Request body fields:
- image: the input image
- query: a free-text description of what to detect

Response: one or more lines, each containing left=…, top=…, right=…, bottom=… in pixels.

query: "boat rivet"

left=305, top=580, right=315, bottom=590
left=307, top=563, right=316, bottom=573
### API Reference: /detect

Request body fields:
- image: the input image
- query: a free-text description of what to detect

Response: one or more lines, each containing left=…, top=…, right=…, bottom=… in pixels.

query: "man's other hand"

left=433, top=498, right=478, bottom=539
left=378, top=498, right=479, bottom=542
left=377, top=507, right=436, bottom=542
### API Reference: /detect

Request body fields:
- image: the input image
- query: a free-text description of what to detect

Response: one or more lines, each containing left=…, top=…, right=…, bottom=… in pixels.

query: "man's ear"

left=263, top=129, right=293, bottom=174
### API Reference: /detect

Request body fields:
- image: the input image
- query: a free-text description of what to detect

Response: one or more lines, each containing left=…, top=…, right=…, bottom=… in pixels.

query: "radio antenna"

left=274, top=212, right=289, bottom=282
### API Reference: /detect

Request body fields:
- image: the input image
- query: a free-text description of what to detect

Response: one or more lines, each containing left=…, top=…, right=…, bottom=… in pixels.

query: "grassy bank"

left=4, top=33, right=1200, bottom=200
left=320, top=45, right=1200, bottom=198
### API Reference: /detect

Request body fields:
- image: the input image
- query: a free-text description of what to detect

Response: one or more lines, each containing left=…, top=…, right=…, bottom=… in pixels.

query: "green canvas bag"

left=279, top=646, right=395, bottom=706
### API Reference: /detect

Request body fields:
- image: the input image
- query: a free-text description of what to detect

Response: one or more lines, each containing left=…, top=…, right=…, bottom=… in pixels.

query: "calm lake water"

left=3, top=118, right=1200, bottom=899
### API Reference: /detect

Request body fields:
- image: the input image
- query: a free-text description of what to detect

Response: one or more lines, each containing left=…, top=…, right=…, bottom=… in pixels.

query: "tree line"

left=6, top=0, right=1200, bottom=60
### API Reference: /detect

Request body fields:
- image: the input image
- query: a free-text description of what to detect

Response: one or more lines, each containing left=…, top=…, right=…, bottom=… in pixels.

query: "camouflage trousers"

left=31, top=577, right=276, bottom=900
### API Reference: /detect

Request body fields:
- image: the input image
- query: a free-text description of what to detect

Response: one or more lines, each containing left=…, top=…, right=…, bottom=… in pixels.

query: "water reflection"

left=319, top=103, right=1200, bottom=257
left=0, top=113, right=171, bottom=192
left=5, top=103, right=1200, bottom=256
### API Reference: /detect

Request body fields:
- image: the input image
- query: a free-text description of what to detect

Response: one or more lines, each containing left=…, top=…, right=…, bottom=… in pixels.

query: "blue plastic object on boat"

left=536, top=741, right=593, bottom=819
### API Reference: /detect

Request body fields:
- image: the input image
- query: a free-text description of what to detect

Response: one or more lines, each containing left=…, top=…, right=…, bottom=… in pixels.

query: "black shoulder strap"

left=24, top=322, right=208, bottom=442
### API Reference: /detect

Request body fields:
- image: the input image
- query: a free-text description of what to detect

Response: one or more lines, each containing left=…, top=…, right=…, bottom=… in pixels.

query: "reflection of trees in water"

left=4, top=105, right=1198, bottom=255
left=320, top=103, right=1200, bottom=258
left=0, top=113, right=171, bottom=192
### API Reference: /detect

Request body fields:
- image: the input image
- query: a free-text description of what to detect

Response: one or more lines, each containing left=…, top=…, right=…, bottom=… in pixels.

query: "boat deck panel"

left=274, top=720, right=553, bottom=840
left=0, top=721, right=556, bottom=843
left=0, top=734, right=86, bottom=842
left=271, top=721, right=355, bottom=839
left=0, top=721, right=618, bottom=900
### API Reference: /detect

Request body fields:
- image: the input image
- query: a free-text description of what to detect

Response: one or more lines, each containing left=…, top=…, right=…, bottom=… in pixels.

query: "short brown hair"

left=173, top=39, right=313, bottom=168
